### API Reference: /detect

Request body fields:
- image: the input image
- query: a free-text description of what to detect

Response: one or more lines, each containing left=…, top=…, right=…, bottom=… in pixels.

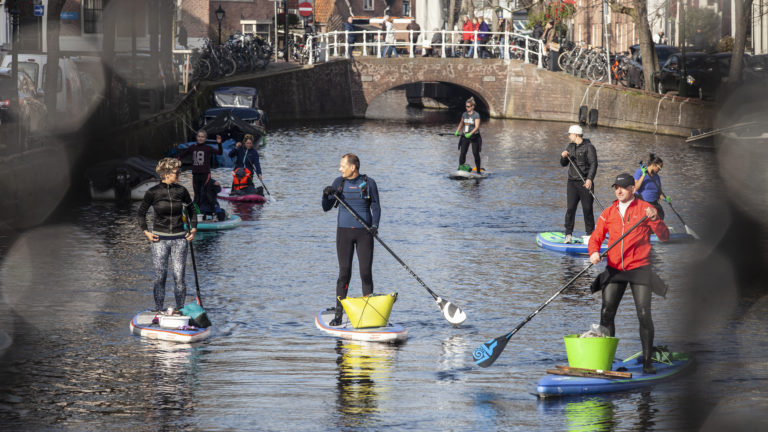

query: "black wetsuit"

left=559, top=138, right=598, bottom=235
left=322, top=175, right=381, bottom=314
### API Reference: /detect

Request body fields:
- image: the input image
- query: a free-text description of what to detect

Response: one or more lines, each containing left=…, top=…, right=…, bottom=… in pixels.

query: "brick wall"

left=183, top=0, right=210, bottom=39
left=208, top=1, right=276, bottom=41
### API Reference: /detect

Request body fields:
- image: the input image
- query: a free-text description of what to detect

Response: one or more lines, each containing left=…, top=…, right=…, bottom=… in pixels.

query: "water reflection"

left=539, top=395, right=617, bottom=431
left=334, top=340, right=397, bottom=427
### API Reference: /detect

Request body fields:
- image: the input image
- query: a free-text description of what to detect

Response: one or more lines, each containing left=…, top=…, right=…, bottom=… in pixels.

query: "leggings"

left=600, top=282, right=654, bottom=365
left=192, top=172, right=209, bottom=204
left=458, top=134, right=482, bottom=171
left=151, top=237, right=189, bottom=310
left=565, top=180, right=595, bottom=235
left=336, top=227, right=374, bottom=311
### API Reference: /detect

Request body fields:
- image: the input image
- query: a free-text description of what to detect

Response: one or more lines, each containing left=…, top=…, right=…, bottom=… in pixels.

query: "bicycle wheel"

left=221, top=57, right=237, bottom=77
left=558, top=50, right=570, bottom=70
left=195, top=59, right=211, bottom=80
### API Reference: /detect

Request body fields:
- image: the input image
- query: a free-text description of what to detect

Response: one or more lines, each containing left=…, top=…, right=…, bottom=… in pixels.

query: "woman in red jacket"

left=588, top=173, right=670, bottom=374
left=461, top=16, right=474, bottom=57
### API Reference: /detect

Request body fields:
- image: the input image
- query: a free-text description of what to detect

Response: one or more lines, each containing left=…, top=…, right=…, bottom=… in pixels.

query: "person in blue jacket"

left=322, top=153, right=381, bottom=326
left=634, top=153, right=667, bottom=220
left=228, top=134, right=262, bottom=180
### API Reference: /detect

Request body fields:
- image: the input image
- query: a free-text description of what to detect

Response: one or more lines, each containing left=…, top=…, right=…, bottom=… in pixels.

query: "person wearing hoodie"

left=559, top=125, right=598, bottom=243
left=477, top=16, right=491, bottom=58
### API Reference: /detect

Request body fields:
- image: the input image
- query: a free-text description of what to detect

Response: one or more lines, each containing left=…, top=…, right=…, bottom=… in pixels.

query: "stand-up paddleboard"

left=189, top=214, right=242, bottom=231
left=537, top=231, right=694, bottom=255
left=536, top=355, right=693, bottom=397
left=130, top=311, right=211, bottom=343
left=217, top=187, right=266, bottom=203
left=449, top=168, right=489, bottom=180
left=315, top=309, right=407, bottom=343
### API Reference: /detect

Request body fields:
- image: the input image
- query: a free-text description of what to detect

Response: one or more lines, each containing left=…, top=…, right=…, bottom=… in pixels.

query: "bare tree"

left=464, top=0, right=475, bottom=19
left=728, top=0, right=754, bottom=86
left=448, top=0, right=456, bottom=30
left=607, top=0, right=658, bottom=92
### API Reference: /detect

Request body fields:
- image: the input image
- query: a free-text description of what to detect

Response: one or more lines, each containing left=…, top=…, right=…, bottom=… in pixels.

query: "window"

left=241, top=20, right=273, bottom=41
left=402, top=1, right=410, bottom=16
left=83, top=0, right=105, bottom=34
left=364, top=0, right=374, bottom=11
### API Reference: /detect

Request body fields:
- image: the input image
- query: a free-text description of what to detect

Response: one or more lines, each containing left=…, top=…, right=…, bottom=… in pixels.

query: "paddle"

left=473, top=215, right=649, bottom=368
left=183, top=206, right=212, bottom=327
left=639, top=161, right=700, bottom=240
left=331, top=192, right=467, bottom=326
left=258, top=177, right=276, bottom=202
left=566, top=155, right=605, bottom=211
left=437, top=132, right=459, bottom=137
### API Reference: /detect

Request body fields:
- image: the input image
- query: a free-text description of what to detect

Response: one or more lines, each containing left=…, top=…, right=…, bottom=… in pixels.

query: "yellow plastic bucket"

left=340, top=293, right=397, bottom=329
left=564, top=334, right=619, bottom=370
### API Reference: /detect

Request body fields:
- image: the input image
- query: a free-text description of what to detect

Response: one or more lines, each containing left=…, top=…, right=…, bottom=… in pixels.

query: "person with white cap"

left=559, top=125, right=598, bottom=243
left=588, top=172, right=670, bottom=374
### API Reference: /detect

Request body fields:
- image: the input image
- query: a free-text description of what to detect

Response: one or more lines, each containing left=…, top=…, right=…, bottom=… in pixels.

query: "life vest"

left=333, top=174, right=369, bottom=208
left=232, top=167, right=252, bottom=192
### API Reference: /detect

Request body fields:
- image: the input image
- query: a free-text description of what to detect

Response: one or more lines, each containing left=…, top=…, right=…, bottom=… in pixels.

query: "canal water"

left=1, top=90, right=766, bottom=431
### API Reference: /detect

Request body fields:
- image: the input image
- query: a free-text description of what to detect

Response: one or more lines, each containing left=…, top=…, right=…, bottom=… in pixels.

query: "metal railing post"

left=441, top=30, right=446, bottom=58
left=325, top=34, right=331, bottom=62
left=409, top=30, right=414, bottom=58
left=344, top=30, right=350, bottom=59
left=473, top=30, right=479, bottom=58
left=503, top=31, right=509, bottom=60
left=377, top=30, right=382, bottom=57
left=537, top=39, right=543, bottom=68
left=309, top=36, right=314, bottom=64
left=362, top=30, right=368, bottom=56
left=525, top=37, right=530, bottom=64
left=333, top=32, right=339, bottom=57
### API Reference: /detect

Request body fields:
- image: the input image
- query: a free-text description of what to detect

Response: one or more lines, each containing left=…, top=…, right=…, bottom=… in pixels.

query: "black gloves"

left=369, top=225, right=378, bottom=236
left=323, top=186, right=335, bottom=198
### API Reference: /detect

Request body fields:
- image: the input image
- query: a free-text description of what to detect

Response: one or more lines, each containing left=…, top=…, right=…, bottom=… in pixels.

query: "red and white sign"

left=298, top=2, right=313, bottom=17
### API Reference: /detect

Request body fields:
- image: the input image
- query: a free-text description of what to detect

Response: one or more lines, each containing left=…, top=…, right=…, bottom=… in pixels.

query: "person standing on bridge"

left=382, top=16, right=399, bottom=58
left=344, top=17, right=357, bottom=57
left=321, top=153, right=381, bottom=326
left=560, top=125, right=598, bottom=244
left=454, top=97, right=483, bottom=173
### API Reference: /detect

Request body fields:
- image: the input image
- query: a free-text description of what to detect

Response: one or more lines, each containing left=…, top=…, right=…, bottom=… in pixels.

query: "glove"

left=369, top=225, right=378, bottom=236
left=640, top=166, right=647, bottom=176
left=664, top=195, right=671, bottom=203
left=323, top=186, right=335, bottom=198
left=464, top=132, right=472, bottom=139
left=454, top=131, right=460, bottom=136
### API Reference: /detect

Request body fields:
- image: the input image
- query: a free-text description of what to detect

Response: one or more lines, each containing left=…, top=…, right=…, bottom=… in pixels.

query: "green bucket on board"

left=563, top=334, right=619, bottom=370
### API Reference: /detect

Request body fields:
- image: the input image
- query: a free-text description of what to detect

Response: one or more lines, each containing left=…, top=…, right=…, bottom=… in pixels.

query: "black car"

left=742, top=54, right=767, bottom=82
left=655, top=52, right=720, bottom=98
left=0, top=69, right=13, bottom=125
left=625, top=44, right=680, bottom=89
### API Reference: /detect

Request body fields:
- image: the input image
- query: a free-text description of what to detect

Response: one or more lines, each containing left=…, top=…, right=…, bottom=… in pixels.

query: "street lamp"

left=215, top=4, right=226, bottom=45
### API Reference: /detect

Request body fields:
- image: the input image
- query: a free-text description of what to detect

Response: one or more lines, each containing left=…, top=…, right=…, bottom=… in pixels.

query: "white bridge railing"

left=305, top=29, right=545, bottom=68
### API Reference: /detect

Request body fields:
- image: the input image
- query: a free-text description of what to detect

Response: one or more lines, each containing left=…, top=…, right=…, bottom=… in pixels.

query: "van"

left=0, top=54, right=85, bottom=113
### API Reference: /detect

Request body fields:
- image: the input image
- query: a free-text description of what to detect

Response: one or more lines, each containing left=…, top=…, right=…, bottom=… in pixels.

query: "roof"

left=314, top=0, right=335, bottom=24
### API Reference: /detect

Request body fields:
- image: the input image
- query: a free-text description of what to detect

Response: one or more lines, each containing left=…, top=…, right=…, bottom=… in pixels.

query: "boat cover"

left=86, top=156, right=159, bottom=192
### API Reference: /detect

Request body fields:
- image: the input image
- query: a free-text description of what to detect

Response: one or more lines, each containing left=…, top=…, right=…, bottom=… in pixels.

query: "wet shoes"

left=564, top=234, right=573, bottom=244
left=643, top=364, right=657, bottom=374
left=329, top=315, right=343, bottom=326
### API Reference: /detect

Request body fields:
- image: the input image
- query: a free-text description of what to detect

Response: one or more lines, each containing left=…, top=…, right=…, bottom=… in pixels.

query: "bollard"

left=363, top=30, right=368, bottom=56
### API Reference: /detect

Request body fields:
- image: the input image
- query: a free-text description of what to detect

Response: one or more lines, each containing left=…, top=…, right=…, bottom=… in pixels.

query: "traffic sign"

left=298, top=2, right=313, bottom=17
left=33, top=5, right=45, bottom=16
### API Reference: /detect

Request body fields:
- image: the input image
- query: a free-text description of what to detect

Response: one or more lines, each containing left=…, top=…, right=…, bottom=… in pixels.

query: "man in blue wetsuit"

left=322, top=154, right=381, bottom=326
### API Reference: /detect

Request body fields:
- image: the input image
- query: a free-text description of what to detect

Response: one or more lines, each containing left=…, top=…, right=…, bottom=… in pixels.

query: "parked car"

left=744, top=54, right=768, bottom=81
left=0, top=54, right=85, bottom=114
left=0, top=67, right=46, bottom=127
left=113, top=53, right=168, bottom=112
left=654, top=52, right=721, bottom=99
left=625, top=44, right=680, bottom=89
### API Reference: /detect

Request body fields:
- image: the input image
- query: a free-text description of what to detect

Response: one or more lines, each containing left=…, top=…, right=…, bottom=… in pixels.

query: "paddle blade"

left=685, top=225, right=700, bottom=240
left=473, top=335, right=510, bottom=368
left=436, top=297, right=467, bottom=326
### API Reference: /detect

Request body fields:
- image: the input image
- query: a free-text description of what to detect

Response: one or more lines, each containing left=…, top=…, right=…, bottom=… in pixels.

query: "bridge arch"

left=367, top=81, right=491, bottom=115
left=349, top=57, right=510, bottom=117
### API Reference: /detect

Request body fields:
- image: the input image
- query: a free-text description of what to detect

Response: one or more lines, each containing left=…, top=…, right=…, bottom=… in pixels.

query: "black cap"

left=612, top=173, right=634, bottom=188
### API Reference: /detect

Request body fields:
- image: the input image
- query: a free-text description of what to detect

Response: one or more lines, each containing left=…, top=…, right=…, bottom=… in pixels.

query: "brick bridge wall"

left=349, top=57, right=714, bottom=136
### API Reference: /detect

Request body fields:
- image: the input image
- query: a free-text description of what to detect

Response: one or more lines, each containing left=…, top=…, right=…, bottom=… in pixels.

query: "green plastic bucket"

left=563, top=334, right=619, bottom=370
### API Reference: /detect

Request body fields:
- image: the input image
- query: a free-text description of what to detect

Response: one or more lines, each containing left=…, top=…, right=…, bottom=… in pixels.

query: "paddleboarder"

left=177, top=130, right=223, bottom=205
left=228, top=134, right=263, bottom=181
left=322, top=154, right=381, bottom=326
left=138, top=158, right=197, bottom=313
left=454, top=97, right=483, bottom=173
left=634, top=153, right=667, bottom=220
left=560, top=125, right=598, bottom=244
left=588, top=173, right=670, bottom=374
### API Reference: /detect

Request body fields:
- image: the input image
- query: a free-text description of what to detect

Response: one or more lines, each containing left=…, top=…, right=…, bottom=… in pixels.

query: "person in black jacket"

left=559, top=125, right=598, bottom=243
left=138, top=158, right=197, bottom=312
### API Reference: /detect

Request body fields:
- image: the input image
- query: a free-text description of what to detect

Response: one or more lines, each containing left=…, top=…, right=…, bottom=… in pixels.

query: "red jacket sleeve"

left=588, top=206, right=610, bottom=255
left=648, top=217, right=670, bottom=242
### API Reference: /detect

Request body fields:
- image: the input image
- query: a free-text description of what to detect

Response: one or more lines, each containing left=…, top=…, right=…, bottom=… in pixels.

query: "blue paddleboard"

left=536, top=231, right=693, bottom=255
left=536, top=355, right=693, bottom=397
left=188, top=215, right=242, bottom=231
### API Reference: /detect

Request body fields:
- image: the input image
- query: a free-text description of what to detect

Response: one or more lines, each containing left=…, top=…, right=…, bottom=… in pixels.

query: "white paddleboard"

left=130, top=311, right=211, bottom=343
left=315, top=309, right=407, bottom=343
